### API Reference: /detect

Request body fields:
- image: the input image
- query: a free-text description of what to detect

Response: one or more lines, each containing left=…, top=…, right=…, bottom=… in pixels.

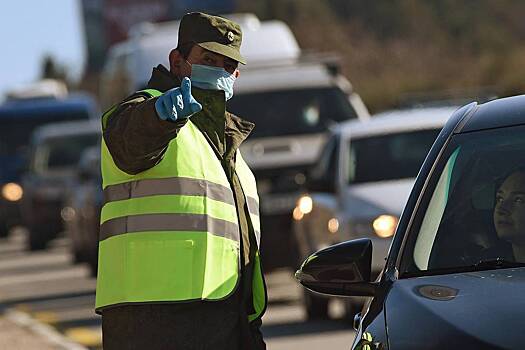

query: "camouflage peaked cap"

left=178, top=12, right=246, bottom=64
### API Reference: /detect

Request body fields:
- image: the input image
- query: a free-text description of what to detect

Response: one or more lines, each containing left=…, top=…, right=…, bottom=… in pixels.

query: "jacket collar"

left=146, top=65, right=180, bottom=92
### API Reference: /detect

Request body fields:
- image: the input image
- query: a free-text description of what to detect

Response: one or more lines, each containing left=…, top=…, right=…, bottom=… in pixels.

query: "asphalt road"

left=0, top=229, right=356, bottom=349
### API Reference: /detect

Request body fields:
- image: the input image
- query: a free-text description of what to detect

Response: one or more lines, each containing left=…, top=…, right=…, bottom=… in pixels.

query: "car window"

left=227, top=87, right=358, bottom=138
left=401, top=124, right=525, bottom=275
left=347, top=129, right=440, bottom=184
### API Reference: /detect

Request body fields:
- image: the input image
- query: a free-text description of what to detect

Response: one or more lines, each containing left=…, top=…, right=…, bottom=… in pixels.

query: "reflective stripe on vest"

left=103, top=177, right=235, bottom=205
left=100, top=213, right=240, bottom=241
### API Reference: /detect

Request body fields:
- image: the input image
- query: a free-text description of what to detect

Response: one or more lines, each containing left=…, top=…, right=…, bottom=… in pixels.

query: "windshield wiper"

left=472, top=258, right=525, bottom=270
left=403, top=258, right=525, bottom=278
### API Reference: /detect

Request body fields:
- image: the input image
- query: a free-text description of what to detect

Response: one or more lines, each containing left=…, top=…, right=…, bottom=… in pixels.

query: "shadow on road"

left=263, top=318, right=350, bottom=339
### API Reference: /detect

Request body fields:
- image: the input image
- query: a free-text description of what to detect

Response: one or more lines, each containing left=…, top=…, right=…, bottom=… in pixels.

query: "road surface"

left=0, top=229, right=356, bottom=349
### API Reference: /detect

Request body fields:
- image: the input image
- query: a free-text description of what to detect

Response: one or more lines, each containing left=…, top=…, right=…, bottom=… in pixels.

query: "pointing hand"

left=154, top=77, right=202, bottom=122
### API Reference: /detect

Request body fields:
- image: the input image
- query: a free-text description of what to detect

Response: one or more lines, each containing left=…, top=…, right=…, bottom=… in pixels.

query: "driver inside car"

left=442, top=169, right=525, bottom=267
left=490, top=169, right=525, bottom=261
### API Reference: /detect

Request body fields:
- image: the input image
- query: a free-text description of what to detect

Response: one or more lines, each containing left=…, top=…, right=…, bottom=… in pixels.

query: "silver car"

left=292, top=105, right=457, bottom=319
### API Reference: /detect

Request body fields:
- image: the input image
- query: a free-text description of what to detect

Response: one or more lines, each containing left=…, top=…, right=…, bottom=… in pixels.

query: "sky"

left=0, top=0, right=84, bottom=99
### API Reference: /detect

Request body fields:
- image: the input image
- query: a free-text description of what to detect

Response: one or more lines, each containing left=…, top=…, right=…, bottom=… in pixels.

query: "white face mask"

left=189, top=63, right=236, bottom=101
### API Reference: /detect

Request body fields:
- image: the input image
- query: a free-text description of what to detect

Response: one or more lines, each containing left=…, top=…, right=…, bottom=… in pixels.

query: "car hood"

left=342, top=178, right=415, bottom=218
left=385, top=268, right=525, bottom=349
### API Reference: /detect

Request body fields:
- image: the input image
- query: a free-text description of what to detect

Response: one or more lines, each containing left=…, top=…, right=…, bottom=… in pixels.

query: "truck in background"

left=99, top=13, right=370, bottom=270
left=229, top=58, right=369, bottom=269
left=100, top=13, right=300, bottom=109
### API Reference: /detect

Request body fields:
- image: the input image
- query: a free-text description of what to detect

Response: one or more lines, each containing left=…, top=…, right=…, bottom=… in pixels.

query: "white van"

left=100, top=13, right=300, bottom=108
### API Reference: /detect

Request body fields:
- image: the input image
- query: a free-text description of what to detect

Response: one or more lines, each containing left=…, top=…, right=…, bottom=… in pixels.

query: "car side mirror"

left=77, top=147, right=101, bottom=182
left=295, top=238, right=378, bottom=297
left=302, top=134, right=339, bottom=194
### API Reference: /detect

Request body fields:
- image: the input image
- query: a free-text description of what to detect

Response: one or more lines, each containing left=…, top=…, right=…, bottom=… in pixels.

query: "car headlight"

left=297, top=195, right=313, bottom=214
left=327, top=217, right=339, bottom=233
left=372, top=215, right=398, bottom=238
left=2, top=183, right=23, bottom=202
left=61, top=206, right=76, bottom=222
left=293, top=195, right=313, bottom=221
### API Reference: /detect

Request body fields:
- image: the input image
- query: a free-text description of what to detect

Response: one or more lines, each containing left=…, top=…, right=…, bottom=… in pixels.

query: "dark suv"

left=20, top=120, right=100, bottom=250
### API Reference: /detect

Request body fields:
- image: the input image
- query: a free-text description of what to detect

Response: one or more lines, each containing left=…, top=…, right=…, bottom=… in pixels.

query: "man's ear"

left=169, top=49, right=183, bottom=74
left=234, top=69, right=240, bottom=79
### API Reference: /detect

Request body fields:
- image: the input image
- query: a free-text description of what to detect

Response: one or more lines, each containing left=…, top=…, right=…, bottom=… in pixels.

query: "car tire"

left=304, top=290, right=330, bottom=320
left=73, top=248, right=87, bottom=264
left=28, top=228, right=49, bottom=251
left=88, top=257, right=98, bottom=277
left=0, top=221, right=9, bottom=238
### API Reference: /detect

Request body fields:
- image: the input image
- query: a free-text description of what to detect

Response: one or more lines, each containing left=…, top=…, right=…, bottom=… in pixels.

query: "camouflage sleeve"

left=103, top=95, right=187, bottom=175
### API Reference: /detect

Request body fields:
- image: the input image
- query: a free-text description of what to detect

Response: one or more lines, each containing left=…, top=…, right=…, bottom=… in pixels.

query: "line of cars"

left=0, top=80, right=102, bottom=275
left=2, top=13, right=372, bottom=280
left=7, top=27, right=521, bottom=350
left=0, top=80, right=98, bottom=238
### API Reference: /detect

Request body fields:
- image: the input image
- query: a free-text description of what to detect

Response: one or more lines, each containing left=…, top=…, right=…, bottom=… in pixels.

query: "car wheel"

left=73, top=248, right=87, bottom=264
left=28, top=228, right=49, bottom=251
left=88, top=257, right=98, bottom=277
left=0, top=220, right=9, bottom=238
left=304, top=290, right=330, bottom=320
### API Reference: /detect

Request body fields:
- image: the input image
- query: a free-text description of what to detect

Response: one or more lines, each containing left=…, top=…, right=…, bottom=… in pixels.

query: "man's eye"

left=515, top=197, right=524, bottom=204
left=496, top=196, right=503, bottom=203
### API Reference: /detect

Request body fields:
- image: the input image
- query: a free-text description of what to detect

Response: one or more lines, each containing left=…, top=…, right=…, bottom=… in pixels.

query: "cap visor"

left=197, top=42, right=246, bottom=65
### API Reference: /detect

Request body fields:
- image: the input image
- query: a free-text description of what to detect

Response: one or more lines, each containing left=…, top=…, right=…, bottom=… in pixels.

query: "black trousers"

left=101, top=292, right=265, bottom=350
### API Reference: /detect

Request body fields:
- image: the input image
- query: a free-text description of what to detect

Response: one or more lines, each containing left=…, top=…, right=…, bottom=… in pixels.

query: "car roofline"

left=334, top=106, right=459, bottom=139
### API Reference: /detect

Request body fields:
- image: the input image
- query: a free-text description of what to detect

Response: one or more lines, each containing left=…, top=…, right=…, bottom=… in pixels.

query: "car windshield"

left=32, top=134, right=100, bottom=173
left=348, top=129, right=441, bottom=184
left=227, top=87, right=358, bottom=138
left=401, top=124, right=525, bottom=276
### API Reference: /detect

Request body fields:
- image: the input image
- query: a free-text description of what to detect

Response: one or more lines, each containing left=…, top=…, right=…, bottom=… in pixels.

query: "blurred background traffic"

left=1, top=1, right=525, bottom=349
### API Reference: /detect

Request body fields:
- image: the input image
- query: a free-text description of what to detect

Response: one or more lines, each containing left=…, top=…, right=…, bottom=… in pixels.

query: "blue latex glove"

left=154, top=77, right=202, bottom=122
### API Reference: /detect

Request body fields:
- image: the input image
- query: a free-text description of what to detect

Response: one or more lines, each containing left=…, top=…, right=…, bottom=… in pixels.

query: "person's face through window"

left=494, top=171, right=525, bottom=245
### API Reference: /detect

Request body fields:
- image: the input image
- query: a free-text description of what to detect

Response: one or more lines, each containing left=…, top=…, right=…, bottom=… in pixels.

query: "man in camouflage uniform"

left=98, top=12, right=267, bottom=350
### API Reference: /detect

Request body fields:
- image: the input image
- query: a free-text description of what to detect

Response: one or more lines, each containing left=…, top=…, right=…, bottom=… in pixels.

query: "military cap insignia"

left=227, top=31, right=235, bottom=42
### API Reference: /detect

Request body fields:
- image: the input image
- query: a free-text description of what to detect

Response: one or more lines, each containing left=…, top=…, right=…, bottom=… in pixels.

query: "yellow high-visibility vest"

left=95, top=89, right=266, bottom=322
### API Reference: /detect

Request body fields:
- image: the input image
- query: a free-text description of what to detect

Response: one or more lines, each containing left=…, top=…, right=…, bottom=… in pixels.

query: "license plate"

left=260, top=193, right=298, bottom=214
